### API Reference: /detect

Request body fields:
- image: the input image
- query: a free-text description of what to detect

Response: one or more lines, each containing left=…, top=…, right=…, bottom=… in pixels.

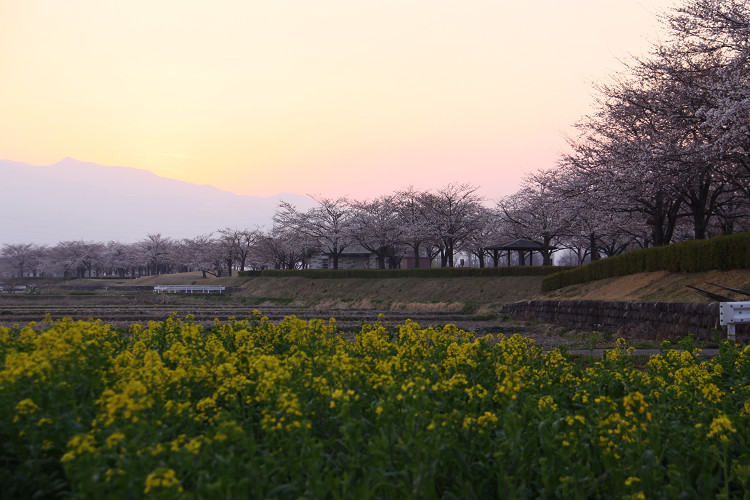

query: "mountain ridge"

left=1, top=158, right=315, bottom=245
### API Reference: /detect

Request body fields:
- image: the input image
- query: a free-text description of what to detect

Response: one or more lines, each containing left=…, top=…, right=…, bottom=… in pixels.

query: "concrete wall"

left=501, top=300, right=729, bottom=341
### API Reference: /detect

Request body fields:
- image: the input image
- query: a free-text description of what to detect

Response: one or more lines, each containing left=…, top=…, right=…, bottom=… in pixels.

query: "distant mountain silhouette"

left=0, top=158, right=316, bottom=245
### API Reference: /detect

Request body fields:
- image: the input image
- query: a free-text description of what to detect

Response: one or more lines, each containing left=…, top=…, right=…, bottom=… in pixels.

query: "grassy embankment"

left=95, top=268, right=750, bottom=310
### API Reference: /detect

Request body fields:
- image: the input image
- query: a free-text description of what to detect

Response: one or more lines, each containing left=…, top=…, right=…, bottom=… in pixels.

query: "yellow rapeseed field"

left=1, top=313, right=749, bottom=498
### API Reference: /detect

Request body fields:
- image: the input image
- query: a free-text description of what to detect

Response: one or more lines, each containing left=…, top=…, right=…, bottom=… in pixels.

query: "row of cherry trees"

left=496, top=0, right=750, bottom=265
left=0, top=184, right=497, bottom=276
left=555, top=0, right=750, bottom=256
left=271, top=184, right=494, bottom=269
left=3, top=164, right=746, bottom=278
left=1, top=167, right=748, bottom=277
left=270, top=0, right=750, bottom=269
left=0, top=231, right=256, bottom=279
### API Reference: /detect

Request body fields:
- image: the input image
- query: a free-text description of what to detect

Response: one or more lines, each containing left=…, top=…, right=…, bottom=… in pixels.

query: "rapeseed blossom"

left=708, top=414, right=737, bottom=443
left=143, top=468, right=183, bottom=495
left=1, top=315, right=749, bottom=498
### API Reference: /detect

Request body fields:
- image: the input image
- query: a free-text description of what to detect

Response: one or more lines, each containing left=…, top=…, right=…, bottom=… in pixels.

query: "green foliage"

left=246, top=266, right=572, bottom=279
left=2, top=315, right=750, bottom=498
left=542, top=232, right=750, bottom=292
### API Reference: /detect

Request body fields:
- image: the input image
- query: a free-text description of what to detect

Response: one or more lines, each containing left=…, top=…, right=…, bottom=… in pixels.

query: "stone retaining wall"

left=501, top=300, right=728, bottom=341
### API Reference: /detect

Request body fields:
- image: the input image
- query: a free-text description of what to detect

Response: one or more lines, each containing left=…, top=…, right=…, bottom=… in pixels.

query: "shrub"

left=542, top=232, right=750, bottom=292
left=245, top=266, right=572, bottom=279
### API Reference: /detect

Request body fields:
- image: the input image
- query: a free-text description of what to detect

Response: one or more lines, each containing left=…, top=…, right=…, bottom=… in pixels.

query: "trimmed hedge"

left=236, top=270, right=262, bottom=277
left=542, top=231, right=750, bottom=292
left=238, top=266, right=573, bottom=279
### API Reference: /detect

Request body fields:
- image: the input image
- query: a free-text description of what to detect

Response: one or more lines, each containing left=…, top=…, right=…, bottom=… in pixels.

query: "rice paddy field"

left=2, top=313, right=750, bottom=498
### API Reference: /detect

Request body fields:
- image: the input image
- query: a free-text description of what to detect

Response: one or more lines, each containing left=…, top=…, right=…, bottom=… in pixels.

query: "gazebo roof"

left=484, top=239, right=545, bottom=251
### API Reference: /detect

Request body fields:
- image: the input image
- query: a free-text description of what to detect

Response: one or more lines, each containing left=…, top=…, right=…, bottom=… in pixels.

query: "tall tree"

left=349, top=196, right=404, bottom=269
left=420, top=184, right=484, bottom=267
left=463, top=207, right=501, bottom=268
left=498, top=170, right=572, bottom=265
left=274, top=197, right=354, bottom=270
left=183, top=234, right=225, bottom=278
left=394, top=187, right=433, bottom=268
left=217, top=228, right=257, bottom=274
left=0, top=243, right=46, bottom=277
left=137, top=234, right=174, bottom=276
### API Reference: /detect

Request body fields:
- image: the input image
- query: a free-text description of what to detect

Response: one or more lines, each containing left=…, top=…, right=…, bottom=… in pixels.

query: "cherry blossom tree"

left=349, top=196, right=404, bottom=269
left=217, top=227, right=258, bottom=276
left=420, top=184, right=484, bottom=267
left=462, top=206, right=502, bottom=268
left=274, top=196, right=354, bottom=270
left=394, top=187, right=434, bottom=268
left=181, top=234, right=225, bottom=278
left=560, top=0, right=750, bottom=245
left=136, top=234, right=174, bottom=276
left=666, top=0, right=750, bottom=199
left=0, top=243, right=47, bottom=277
left=498, top=170, right=572, bottom=265
left=103, top=241, right=136, bottom=278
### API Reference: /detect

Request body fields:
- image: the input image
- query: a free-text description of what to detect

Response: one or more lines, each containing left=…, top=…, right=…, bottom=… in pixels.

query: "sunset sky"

left=1, top=0, right=675, bottom=201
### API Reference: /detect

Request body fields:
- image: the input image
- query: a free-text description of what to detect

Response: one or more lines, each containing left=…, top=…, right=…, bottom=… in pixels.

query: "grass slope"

left=541, top=269, right=750, bottom=303
left=72, top=269, right=750, bottom=307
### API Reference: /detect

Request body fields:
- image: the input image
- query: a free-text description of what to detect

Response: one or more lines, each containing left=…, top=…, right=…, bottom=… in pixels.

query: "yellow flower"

left=701, top=383, right=724, bottom=404
left=105, top=432, right=126, bottom=449
left=566, top=415, right=586, bottom=426
left=61, top=433, right=97, bottom=462
left=477, top=411, right=498, bottom=427
left=707, top=414, right=736, bottom=443
left=144, top=468, right=183, bottom=495
left=462, top=416, right=475, bottom=430
left=538, top=395, right=557, bottom=411
left=15, top=398, right=39, bottom=416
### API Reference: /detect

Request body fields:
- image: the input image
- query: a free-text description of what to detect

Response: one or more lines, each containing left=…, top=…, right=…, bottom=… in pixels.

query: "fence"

left=153, top=285, right=226, bottom=294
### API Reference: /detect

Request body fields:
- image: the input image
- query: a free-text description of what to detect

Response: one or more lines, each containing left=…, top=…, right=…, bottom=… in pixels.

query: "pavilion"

left=483, top=239, right=547, bottom=267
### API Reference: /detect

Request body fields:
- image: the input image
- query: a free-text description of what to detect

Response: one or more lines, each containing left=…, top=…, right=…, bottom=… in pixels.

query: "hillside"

left=0, top=158, right=316, bottom=244
left=540, top=269, right=750, bottom=303
left=113, top=269, right=750, bottom=307
left=115, top=272, right=544, bottom=312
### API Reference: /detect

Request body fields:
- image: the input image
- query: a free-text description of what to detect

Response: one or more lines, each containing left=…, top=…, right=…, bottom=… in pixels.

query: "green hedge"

left=542, top=231, right=750, bottom=292
left=238, top=266, right=572, bottom=279
left=236, top=270, right=262, bottom=277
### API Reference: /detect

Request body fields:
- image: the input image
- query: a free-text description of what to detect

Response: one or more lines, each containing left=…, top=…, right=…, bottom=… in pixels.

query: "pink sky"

left=1, top=0, right=675, bottom=201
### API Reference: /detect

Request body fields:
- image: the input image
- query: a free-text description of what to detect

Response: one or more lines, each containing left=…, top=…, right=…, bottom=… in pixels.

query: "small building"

left=308, top=246, right=378, bottom=269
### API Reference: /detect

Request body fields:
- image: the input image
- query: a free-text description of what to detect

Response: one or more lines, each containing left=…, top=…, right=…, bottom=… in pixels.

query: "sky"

left=1, top=0, right=676, bottom=201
